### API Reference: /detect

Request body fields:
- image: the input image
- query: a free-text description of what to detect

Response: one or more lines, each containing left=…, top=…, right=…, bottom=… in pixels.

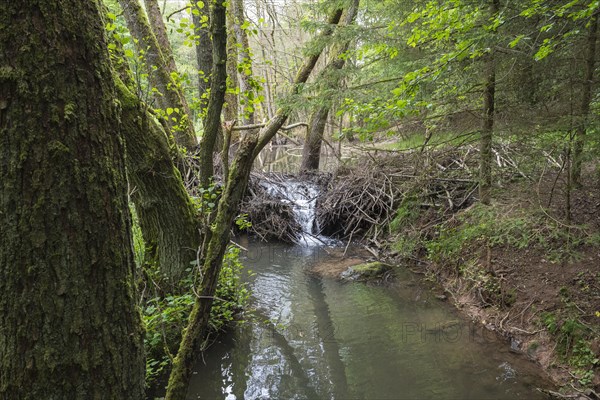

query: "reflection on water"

left=186, top=241, right=550, bottom=399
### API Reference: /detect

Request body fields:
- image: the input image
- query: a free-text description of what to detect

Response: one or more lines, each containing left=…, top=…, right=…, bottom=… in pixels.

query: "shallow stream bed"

left=186, top=241, right=550, bottom=400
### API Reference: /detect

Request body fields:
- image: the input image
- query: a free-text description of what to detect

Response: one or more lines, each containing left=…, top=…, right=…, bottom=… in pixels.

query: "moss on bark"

left=118, top=0, right=197, bottom=150
left=115, top=77, right=200, bottom=282
left=0, top=1, right=145, bottom=398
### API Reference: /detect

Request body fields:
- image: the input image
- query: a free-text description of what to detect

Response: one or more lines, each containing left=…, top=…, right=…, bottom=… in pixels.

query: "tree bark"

left=165, top=131, right=258, bottom=400
left=0, top=1, right=145, bottom=398
left=301, top=106, right=330, bottom=171
left=192, top=1, right=212, bottom=113
left=118, top=0, right=197, bottom=150
left=198, top=0, right=228, bottom=188
left=572, top=13, right=598, bottom=186
left=479, top=0, right=499, bottom=206
left=108, top=23, right=200, bottom=283
left=144, top=0, right=178, bottom=73
left=164, top=7, right=345, bottom=399
left=115, top=78, right=200, bottom=282
left=300, top=0, right=360, bottom=172
left=232, top=0, right=255, bottom=126
left=225, top=8, right=239, bottom=122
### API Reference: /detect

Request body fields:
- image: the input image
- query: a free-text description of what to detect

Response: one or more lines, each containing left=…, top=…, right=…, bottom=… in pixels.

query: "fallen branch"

left=232, top=121, right=308, bottom=132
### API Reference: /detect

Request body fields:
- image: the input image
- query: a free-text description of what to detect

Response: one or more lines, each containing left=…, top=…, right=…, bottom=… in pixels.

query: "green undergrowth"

left=390, top=201, right=600, bottom=306
left=417, top=202, right=599, bottom=266
left=540, top=288, right=599, bottom=387
left=142, top=246, right=250, bottom=385
left=130, top=207, right=250, bottom=386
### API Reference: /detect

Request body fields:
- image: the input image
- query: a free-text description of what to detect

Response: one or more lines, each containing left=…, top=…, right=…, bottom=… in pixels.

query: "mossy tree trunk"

left=118, top=0, right=197, bottom=150
left=232, top=0, right=256, bottom=127
left=164, top=7, right=345, bottom=399
left=225, top=8, right=239, bottom=122
left=198, top=0, right=228, bottom=188
left=300, top=0, right=360, bottom=172
left=115, top=78, right=200, bottom=283
left=192, top=1, right=213, bottom=113
left=108, top=23, right=200, bottom=283
left=144, top=0, right=178, bottom=73
left=0, top=1, right=145, bottom=398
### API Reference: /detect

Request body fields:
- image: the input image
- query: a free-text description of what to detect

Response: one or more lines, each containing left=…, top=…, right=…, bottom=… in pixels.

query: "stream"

left=186, top=242, right=549, bottom=400
left=185, top=163, right=550, bottom=399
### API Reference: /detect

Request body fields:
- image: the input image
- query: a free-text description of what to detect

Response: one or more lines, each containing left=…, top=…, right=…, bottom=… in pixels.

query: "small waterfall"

left=260, top=177, right=323, bottom=246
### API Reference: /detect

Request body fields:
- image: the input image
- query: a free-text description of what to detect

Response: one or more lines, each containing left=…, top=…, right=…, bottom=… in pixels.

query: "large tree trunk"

left=479, top=0, right=499, bottom=206
left=0, top=1, right=145, bottom=398
left=108, top=24, right=200, bottom=283
left=164, top=8, right=345, bottom=399
left=197, top=0, right=228, bottom=188
left=115, top=78, right=200, bottom=282
left=300, top=0, right=360, bottom=172
left=572, top=13, right=598, bottom=186
left=118, top=0, right=197, bottom=150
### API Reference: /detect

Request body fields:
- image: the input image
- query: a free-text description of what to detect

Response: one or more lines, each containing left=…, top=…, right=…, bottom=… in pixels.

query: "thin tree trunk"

left=164, top=8, right=345, bottom=399
left=479, top=0, right=499, bottom=206
left=300, top=0, right=360, bottom=172
left=225, top=8, right=239, bottom=122
left=144, top=0, right=177, bottom=73
left=192, top=1, right=212, bottom=113
left=198, top=0, right=228, bottom=188
left=232, top=0, right=255, bottom=126
left=118, top=0, right=197, bottom=150
left=572, top=13, right=598, bottom=186
left=0, top=1, right=145, bottom=397
left=165, top=131, right=258, bottom=400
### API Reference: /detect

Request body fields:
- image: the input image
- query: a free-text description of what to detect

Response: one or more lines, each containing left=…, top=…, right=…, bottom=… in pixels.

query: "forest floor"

left=428, top=172, right=600, bottom=396
left=309, top=158, right=600, bottom=396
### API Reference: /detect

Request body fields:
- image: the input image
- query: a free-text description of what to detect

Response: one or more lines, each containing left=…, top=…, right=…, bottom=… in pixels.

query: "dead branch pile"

left=239, top=172, right=302, bottom=243
left=317, top=145, right=485, bottom=241
left=317, top=169, right=397, bottom=238
left=177, top=141, right=532, bottom=244
left=178, top=150, right=224, bottom=197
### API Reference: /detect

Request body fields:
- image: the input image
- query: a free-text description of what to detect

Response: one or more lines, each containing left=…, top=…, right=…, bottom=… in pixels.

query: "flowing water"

left=259, top=177, right=325, bottom=246
left=186, top=242, right=549, bottom=400
left=185, top=172, right=550, bottom=400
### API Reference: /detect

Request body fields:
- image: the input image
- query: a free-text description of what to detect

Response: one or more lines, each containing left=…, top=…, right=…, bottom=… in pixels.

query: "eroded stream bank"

left=186, top=241, right=551, bottom=399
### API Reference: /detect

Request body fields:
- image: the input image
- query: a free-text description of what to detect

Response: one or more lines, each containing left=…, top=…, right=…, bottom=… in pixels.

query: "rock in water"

left=340, top=261, right=393, bottom=281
